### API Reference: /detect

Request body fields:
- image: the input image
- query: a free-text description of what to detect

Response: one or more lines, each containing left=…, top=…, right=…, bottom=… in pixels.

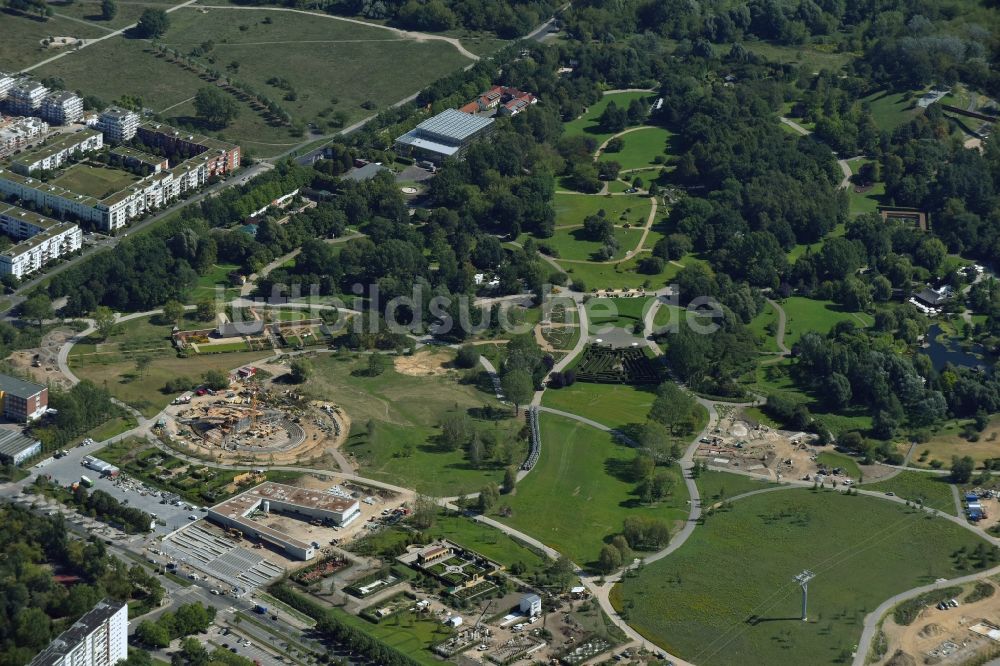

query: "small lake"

left=920, top=324, right=988, bottom=372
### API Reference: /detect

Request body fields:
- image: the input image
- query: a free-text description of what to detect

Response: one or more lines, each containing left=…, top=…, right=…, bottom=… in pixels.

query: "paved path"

left=551, top=195, right=658, bottom=265
left=764, top=297, right=790, bottom=355
left=535, top=405, right=634, bottom=444
left=192, top=5, right=480, bottom=60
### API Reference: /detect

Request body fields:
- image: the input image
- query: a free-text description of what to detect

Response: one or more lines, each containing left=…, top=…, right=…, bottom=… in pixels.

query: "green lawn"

left=815, top=451, right=862, bottom=480
left=696, top=470, right=776, bottom=503
left=328, top=607, right=449, bottom=666
left=787, top=223, right=846, bottom=262
left=862, top=471, right=958, bottom=515
left=541, top=382, right=658, bottom=430
left=599, top=127, right=675, bottom=170
left=558, top=253, right=702, bottom=292
left=51, top=163, right=139, bottom=199
left=307, top=352, right=523, bottom=496
left=848, top=181, right=886, bottom=217
left=613, top=489, right=988, bottom=666
left=547, top=225, right=645, bottom=261
left=563, top=91, right=653, bottom=143
left=736, top=41, right=853, bottom=72
left=751, top=361, right=874, bottom=435
left=498, top=412, right=688, bottom=568
left=425, top=512, right=550, bottom=577
left=748, top=300, right=780, bottom=353
left=585, top=296, right=652, bottom=333
left=34, top=8, right=472, bottom=157
left=188, top=263, right=241, bottom=304
left=863, top=90, right=924, bottom=131
left=0, top=11, right=107, bottom=71
left=553, top=192, right=652, bottom=226
left=780, top=297, right=873, bottom=347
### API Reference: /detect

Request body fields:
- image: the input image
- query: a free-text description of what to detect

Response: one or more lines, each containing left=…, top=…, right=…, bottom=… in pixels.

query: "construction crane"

left=474, top=599, right=495, bottom=631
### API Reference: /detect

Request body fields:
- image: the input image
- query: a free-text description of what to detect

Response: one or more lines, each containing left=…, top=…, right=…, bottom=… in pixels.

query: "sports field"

left=51, top=163, right=139, bottom=198
left=598, top=127, right=674, bottom=170
left=498, top=412, right=688, bottom=568
left=613, top=489, right=988, bottom=666
left=563, top=91, right=653, bottom=143
left=305, top=352, right=523, bottom=496
left=33, top=8, right=472, bottom=156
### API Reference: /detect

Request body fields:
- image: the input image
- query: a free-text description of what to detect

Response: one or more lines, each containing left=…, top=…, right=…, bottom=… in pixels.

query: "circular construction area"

left=164, top=382, right=349, bottom=466
left=400, top=186, right=419, bottom=194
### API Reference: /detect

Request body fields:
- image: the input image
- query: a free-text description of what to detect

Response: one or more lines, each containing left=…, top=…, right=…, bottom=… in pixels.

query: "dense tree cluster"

left=133, top=602, right=216, bottom=648
left=0, top=506, right=164, bottom=666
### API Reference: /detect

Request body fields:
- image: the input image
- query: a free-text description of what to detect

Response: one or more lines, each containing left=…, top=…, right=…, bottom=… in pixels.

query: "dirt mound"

left=917, top=623, right=944, bottom=639
left=885, top=649, right=916, bottom=666
left=394, top=350, right=453, bottom=376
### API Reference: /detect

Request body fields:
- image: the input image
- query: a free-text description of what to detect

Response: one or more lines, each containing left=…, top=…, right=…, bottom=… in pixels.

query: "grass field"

left=563, top=91, right=653, bottom=143
left=904, top=416, right=1000, bottom=470
left=780, top=297, right=873, bottom=347
left=737, top=41, right=853, bottom=72
left=599, top=127, right=675, bottom=170
left=696, top=470, right=776, bottom=503
left=328, top=607, right=447, bottom=665
left=541, top=382, right=658, bottom=431
left=547, top=225, right=644, bottom=261
left=747, top=300, right=780, bottom=353
left=306, top=352, right=523, bottom=496
left=0, top=10, right=107, bottom=71
left=848, top=181, right=885, bottom=216
left=52, top=0, right=189, bottom=30
left=863, top=90, right=924, bottom=131
left=585, top=296, right=652, bottom=333
left=751, top=361, right=874, bottom=435
left=498, top=412, right=688, bottom=568
left=188, top=262, right=241, bottom=304
left=51, top=163, right=139, bottom=198
left=862, top=471, right=957, bottom=515
left=552, top=193, right=653, bottom=229
left=613, top=489, right=987, bottom=666
left=34, top=8, right=471, bottom=156
left=72, top=349, right=271, bottom=417
left=425, top=512, right=550, bottom=577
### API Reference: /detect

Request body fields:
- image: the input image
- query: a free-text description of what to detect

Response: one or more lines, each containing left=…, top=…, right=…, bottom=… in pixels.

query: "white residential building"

left=41, top=91, right=84, bottom=125
left=6, top=81, right=49, bottom=116
left=0, top=73, right=14, bottom=101
left=97, top=106, right=139, bottom=143
left=0, top=116, right=48, bottom=158
left=28, top=599, right=128, bottom=666
left=10, top=129, right=103, bottom=174
left=0, top=204, right=83, bottom=278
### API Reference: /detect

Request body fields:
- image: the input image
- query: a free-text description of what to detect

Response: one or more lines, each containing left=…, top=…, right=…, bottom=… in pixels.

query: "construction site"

left=695, top=405, right=833, bottom=483
left=877, top=581, right=1000, bottom=666
left=162, top=376, right=349, bottom=467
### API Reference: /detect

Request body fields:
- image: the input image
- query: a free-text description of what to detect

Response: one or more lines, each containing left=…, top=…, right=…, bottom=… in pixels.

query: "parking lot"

left=31, top=439, right=193, bottom=534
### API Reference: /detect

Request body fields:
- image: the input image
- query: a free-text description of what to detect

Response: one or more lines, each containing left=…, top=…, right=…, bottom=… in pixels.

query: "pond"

left=920, top=324, right=988, bottom=372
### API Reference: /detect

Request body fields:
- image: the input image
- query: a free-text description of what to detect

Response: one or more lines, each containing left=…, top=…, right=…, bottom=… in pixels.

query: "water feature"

left=920, top=324, right=989, bottom=372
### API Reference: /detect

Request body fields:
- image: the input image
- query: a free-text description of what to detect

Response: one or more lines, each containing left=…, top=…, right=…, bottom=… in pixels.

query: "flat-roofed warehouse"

left=0, top=428, right=41, bottom=465
left=394, top=108, right=495, bottom=163
left=207, top=482, right=361, bottom=560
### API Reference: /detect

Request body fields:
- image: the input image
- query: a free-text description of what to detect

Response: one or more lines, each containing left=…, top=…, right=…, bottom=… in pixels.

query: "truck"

left=80, top=475, right=94, bottom=488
